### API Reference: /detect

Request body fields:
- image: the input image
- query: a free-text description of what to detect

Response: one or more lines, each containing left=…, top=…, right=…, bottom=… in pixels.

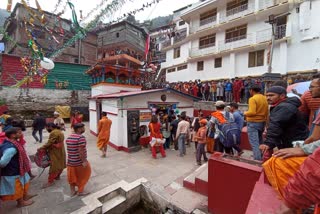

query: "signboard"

left=139, top=112, right=152, bottom=122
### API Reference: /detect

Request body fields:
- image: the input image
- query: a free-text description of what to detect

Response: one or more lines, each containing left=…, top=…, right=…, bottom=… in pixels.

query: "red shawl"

left=11, top=139, right=30, bottom=176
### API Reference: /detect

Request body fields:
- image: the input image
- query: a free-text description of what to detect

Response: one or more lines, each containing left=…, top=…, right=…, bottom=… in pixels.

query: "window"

left=215, top=58, right=222, bottom=68
left=200, top=8, right=217, bottom=26
left=173, top=47, right=181, bottom=59
left=225, top=24, right=247, bottom=43
left=248, top=50, right=264, bottom=67
left=177, top=64, right=188, bottom=71
left=226, top=0, right=248, bottom=16
left=167, top=68, right=176, bottom=73
left=74, top=58, right=79, bottom=64
left=179, top=21, right=185, bottom=26
left=199, top=34, right=216, bottom=49
left=197, top=61, right=204, bottom=71
left=116, top=32, right=120, bottom=38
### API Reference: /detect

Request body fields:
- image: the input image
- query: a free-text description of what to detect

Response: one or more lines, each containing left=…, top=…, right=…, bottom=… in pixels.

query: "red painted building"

left=0, top=54, right=44, bottom=88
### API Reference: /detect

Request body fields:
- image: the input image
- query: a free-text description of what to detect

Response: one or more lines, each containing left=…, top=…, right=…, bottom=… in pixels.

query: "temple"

left=86, top=20, right=148, bottom=88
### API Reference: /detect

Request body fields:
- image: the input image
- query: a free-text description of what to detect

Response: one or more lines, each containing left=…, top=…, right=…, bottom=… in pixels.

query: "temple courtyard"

left=1, top=122, right=209, bottom=214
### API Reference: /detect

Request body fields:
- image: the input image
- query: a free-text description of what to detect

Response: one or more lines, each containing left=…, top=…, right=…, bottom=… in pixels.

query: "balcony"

left=256, top=24, right=287, bottom=43
left=161, top=40, right=172, bottom=49
left=219, top=34, right=253, bottom=52
left=220, top=3, right=255, bottom=23
left=259, top=0, right=289, bottom=10
left=190, top=44, right=216, bottom=58
left=173, top=29, right=187, bottom=44
left=190, top=16, right=217, bottom=34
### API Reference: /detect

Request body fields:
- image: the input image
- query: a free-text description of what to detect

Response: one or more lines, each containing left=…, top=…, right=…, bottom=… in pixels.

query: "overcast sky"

left=0, top=0, right=199, bottom=23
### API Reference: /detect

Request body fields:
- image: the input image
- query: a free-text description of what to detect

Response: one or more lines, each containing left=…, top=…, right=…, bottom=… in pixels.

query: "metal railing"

left=173, top=29, right=187, bottom=44
left=259, top=0, right=289, bottom=10
left=220, top=2, right=255, bottom=23
left=189, top=25, right=287, bottom=58
left=226, top=3, right=249, bottom=16
left=225, top=34, right=247, bottom=43
left=161, top=40, right=172, bottom=49
left=218, top=34, right=253, bottom=52
left=190, top=16, right=217, bottom=34
left=200, top=15, right=217, bottom=26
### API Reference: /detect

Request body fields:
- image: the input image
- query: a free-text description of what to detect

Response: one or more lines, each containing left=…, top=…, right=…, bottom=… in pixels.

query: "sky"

left=0, top=0, right=199, bottom=23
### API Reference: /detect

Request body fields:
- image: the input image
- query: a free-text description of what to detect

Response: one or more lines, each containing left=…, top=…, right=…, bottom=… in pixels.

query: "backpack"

left=218, top=122, right=241, bottom=148
left=34, top=149, right=51, bottom=169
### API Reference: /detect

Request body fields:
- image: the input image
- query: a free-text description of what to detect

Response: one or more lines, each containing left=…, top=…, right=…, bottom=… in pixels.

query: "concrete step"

left=183, top=163, right=208, bottom=194
left=102, top=195, right=126, bottom=213
left=195, top=169, right=208, bottom=196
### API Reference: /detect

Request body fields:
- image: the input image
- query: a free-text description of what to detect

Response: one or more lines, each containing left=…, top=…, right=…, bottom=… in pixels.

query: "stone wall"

left=0, top=87, right=90, bottom=119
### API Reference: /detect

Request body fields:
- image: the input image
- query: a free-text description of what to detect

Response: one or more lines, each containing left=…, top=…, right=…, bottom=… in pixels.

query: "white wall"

left=162, top=42, right=190, bottom=69
left=89, top=100, right=97, bottom=134
left=123, top=91, right=194, bottom=109
left=91, top=84, right=141, bottom=97
left=286, top=1, right=320, bottom=72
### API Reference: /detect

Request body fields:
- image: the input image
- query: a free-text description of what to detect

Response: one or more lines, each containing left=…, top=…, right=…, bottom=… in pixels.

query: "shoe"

left=196, top=162, right=201, bottom=166
left=204, top=159, right=208, bottom=162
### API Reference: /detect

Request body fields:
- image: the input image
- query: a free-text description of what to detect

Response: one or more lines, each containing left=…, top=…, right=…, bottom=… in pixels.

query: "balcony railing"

left=259, top=0, right=289, bottom=10
left=190, top=45, right=216, bottom=58
left=200, top=15, right=217, bottom=26
left=161, top=40, right=172, bottom=49
left=173, top=29, right=187, bottom=44
left=218, top=34, right=253, bottom=52
left=190, top=16, right=217, bottom=34
left=189, top=25, right=287, bottom=58
left=220, top=2, right=255, bottom=23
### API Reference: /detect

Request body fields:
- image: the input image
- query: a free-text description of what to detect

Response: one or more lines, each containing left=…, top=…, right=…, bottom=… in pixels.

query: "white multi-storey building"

left=160, top=0, right=320, bottom=82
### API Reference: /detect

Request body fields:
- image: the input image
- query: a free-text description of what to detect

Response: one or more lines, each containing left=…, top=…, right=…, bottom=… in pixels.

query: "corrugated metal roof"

left=92, top=88, right=201, bottom=101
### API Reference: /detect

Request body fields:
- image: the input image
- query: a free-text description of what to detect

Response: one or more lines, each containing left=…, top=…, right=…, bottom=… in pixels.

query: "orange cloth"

left=67, top=163, right=91, bottom=193
left=97, top=116, right=112, bottom=149
left=0, top=178, right=29, bottom=201
left=263, top=156, right=307, bottom=199
left=211, top=111, right=227, bottom=124
left=206, top=137, right=214, bottom=153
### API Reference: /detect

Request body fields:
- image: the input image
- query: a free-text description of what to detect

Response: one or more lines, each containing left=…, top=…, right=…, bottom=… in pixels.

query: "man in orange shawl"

left=97, top=112, right=112, bottom=158
left=66, top=123, right=91, bottom=196
left=263, top=77, right=320, bottom=213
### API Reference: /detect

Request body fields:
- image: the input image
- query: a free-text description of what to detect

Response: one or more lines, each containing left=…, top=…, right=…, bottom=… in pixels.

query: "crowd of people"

left=0, top=110, right=90, bottom=207
left=141, top=73, right=315, bottom=104
left=146, top=73, right=320, bottom=213
left=0, top=72, right=319, bottom=213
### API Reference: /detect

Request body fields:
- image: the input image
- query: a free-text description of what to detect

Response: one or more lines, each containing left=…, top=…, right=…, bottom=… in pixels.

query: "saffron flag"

left=144, top=34, right=150, bottom=61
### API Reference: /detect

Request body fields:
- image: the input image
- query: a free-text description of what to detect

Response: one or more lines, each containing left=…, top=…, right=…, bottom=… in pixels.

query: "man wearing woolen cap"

left=259, top=86, right=309, bottom=159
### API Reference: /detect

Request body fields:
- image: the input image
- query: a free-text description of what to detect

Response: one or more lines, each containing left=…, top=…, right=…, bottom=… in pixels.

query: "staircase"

left=183, top=163, right=208, bottom=196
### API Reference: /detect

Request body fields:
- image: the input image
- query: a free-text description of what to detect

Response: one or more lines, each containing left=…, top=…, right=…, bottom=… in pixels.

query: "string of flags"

left=4, top=0, right=163, bottom=88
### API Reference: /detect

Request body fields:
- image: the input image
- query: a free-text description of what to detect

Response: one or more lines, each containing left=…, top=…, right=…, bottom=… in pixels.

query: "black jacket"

left=264, top=97, right=309, bottom=149
left=32, top=116, right=46, bottom=130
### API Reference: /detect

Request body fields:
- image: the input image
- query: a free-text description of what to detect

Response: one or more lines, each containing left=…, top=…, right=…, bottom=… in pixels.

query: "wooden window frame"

left=214, top=57, right=222, bottom=68
left=225, top=24, right=247, bottom=43
left=197, top=61, right=204, bottom=71
left=226, top=0, right=248, bottom=16
left=177, top=64, right=188, bottom=71
left=173, top=47, right=181, bottom=59
left=167, top=68, right=176, bottom=73
left=248, top=50, right=264, bottom=67
left=200, top=8, right=217, bottom=26
left=199, top=34, right=216, bottom=49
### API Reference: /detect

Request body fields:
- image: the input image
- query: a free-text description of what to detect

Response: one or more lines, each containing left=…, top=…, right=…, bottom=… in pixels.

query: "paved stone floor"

left=1, top=123, right=209, bottom=214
